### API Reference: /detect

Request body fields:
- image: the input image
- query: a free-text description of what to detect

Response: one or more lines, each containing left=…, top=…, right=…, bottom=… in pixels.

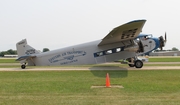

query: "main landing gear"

left=134, top=60, right=143, bottom=68
left=127, top=57, right=143, bottom=68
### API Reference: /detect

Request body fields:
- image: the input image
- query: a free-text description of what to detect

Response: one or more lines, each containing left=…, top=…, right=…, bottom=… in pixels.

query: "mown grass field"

left=0, top=70, right=180, bottom=105
left=0, top=57, right=180, bottom=105
left=149, top=57, right=180, bottom=62
left=0, top=58, right=17, bottom=63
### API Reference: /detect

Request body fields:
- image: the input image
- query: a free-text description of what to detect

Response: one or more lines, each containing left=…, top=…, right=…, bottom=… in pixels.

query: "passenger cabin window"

left=97, top=52, right=103, bottom=56
left=94, top=47, right=123, bottom=57
left=105, top=50, right=112, bottom=54
left=116, top=48, right=121, bottom=52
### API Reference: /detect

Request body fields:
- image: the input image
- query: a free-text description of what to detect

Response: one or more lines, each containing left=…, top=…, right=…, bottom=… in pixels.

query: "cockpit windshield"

left=135, top=34, right=153, bottom=42
left=144, top=34, right=152, bottom=39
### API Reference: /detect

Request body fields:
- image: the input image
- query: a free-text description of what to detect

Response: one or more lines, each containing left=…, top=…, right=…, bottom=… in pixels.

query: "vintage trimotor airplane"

left=16, top=19, right=166, bottom=69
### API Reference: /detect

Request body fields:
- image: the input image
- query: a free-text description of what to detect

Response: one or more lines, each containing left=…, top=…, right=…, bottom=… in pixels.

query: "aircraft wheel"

left=134, top=60, right=143, bottom=68
left=128, top=64, right=134, bottom=67
left=21, top=65, right=26, bottom=69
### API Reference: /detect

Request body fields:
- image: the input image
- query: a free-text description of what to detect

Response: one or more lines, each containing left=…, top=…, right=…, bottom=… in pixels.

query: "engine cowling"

left=124, top=40, right=144, bottom=53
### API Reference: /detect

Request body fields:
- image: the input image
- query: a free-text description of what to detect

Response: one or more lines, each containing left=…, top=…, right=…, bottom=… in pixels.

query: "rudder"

left=16, top=39, right=40, bottom=57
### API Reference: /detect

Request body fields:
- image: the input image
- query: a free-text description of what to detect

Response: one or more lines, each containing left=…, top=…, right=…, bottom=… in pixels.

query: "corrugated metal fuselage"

left=28, top=40, right=136, bottom=66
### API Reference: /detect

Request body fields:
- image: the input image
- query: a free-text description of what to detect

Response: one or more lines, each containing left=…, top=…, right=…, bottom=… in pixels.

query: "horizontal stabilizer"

left=16, top=55, right=36, bottom=61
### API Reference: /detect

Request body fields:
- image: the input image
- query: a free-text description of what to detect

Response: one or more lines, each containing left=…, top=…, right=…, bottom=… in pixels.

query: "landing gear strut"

left=127, top=58, right=134, bottom=67
left=127, top=57, right=143, bottom=68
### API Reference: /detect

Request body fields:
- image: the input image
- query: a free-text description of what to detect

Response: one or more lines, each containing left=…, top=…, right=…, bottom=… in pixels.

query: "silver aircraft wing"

left=98, top=20, right=146, bottom=46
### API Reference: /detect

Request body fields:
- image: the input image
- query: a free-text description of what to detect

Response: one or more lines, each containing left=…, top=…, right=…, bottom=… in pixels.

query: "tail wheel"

left=21, top=65, right=26, bottom=69
left=134, top=60, right=143, bottom=68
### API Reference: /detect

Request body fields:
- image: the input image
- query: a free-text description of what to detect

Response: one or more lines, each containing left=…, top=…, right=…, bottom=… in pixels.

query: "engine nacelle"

left=124, top=45, right=139, bottom=52
left=137, top=41, right=144, bottom=53
left=124, top=40, right=144, bottom=53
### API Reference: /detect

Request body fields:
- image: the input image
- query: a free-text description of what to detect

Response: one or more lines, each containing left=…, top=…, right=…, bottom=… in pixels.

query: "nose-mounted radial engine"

left=122, top=39, right=145, bottom=68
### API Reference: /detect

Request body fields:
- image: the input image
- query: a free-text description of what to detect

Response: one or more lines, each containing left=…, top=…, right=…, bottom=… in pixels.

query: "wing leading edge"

left=98, top=19, right=146, bottom=46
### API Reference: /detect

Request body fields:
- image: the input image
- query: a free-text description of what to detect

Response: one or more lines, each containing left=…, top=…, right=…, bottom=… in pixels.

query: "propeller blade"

left=159, top=36, right=164, bottom=50
left=165, top=32, right=167, bottom=42
left=158, top=32, right=167, bottom=50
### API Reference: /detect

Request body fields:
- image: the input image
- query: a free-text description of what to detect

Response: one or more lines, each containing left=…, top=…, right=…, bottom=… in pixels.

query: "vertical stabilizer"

left=16, top=39, right=27, bottom=57
left=16, top=39, right=40, bottom=57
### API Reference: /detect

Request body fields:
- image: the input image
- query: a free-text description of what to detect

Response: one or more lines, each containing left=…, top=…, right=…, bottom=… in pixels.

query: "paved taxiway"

left=0, top=62, right=180, bottom=71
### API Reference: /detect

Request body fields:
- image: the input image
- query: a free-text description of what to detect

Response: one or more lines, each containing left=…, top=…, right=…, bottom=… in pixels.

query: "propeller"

left=159, top=32, right=167, bottom=50
left=164, top=32, right=167, bottom=43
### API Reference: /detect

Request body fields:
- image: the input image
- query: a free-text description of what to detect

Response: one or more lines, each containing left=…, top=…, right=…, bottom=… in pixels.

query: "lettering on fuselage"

left=48, top=51, right=86, bottom=65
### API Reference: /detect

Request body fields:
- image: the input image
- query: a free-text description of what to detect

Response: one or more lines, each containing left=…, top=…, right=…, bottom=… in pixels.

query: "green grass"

left=144, top=64, right=180, bottom=66
left=0, top=58, right=17, bottom=63
left=0, top=70, right=180, bottom=105
left=0, top=57, right=180, bottom=104
left=149, top=57, right=180, bottom=62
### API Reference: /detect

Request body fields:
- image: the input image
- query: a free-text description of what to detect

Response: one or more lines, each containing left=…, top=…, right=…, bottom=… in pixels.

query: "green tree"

left=7, top=49, right=17, bottom=54
left=172, top=47, right=179, bottom=51
left=0, top=49, right=17, bottom=57
left=0, top=51, right=6, bottom=57
left=43, top=48, right=50, bottom=52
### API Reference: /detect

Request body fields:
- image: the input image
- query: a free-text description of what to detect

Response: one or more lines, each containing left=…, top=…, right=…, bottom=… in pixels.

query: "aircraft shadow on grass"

left=89, top=66, right=128, bottom=78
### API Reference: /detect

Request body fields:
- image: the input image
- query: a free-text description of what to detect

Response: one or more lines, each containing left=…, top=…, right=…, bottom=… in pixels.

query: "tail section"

left=16, top=39, right=40, bottom=57
left=16, top=39, right=40, bottom=68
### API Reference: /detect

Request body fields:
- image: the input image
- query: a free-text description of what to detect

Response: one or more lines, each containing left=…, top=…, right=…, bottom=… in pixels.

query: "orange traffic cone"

left=106, top=73, right=111, bottom=87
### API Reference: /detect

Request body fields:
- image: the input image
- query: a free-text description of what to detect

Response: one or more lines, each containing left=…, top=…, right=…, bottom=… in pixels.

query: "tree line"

left=0, top=48, right=49, bottom=57
left=0, top=49, right=17, bottom=57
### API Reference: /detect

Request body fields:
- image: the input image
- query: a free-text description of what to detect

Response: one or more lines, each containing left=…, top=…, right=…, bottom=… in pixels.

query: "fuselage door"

left=94, top=52, right=106, bottom=63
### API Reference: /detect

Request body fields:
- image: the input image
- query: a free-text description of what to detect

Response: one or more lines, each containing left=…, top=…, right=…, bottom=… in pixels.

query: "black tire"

left=21, top=65, right=26, bottom=69
left=134, top=60, right=143, bottom=68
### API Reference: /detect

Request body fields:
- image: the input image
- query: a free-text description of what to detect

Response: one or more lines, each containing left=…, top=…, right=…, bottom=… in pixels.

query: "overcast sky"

left=0, top=0, right=179, bottom=51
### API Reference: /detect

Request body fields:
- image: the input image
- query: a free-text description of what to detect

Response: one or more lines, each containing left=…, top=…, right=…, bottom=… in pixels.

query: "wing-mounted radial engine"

left=121, top=39, right=145, bottom=68
left=137, top=40, right=144, bottom=53
left=127, top=39, right=144, bottom=68
left=123, top=40, right=144, bottom=53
